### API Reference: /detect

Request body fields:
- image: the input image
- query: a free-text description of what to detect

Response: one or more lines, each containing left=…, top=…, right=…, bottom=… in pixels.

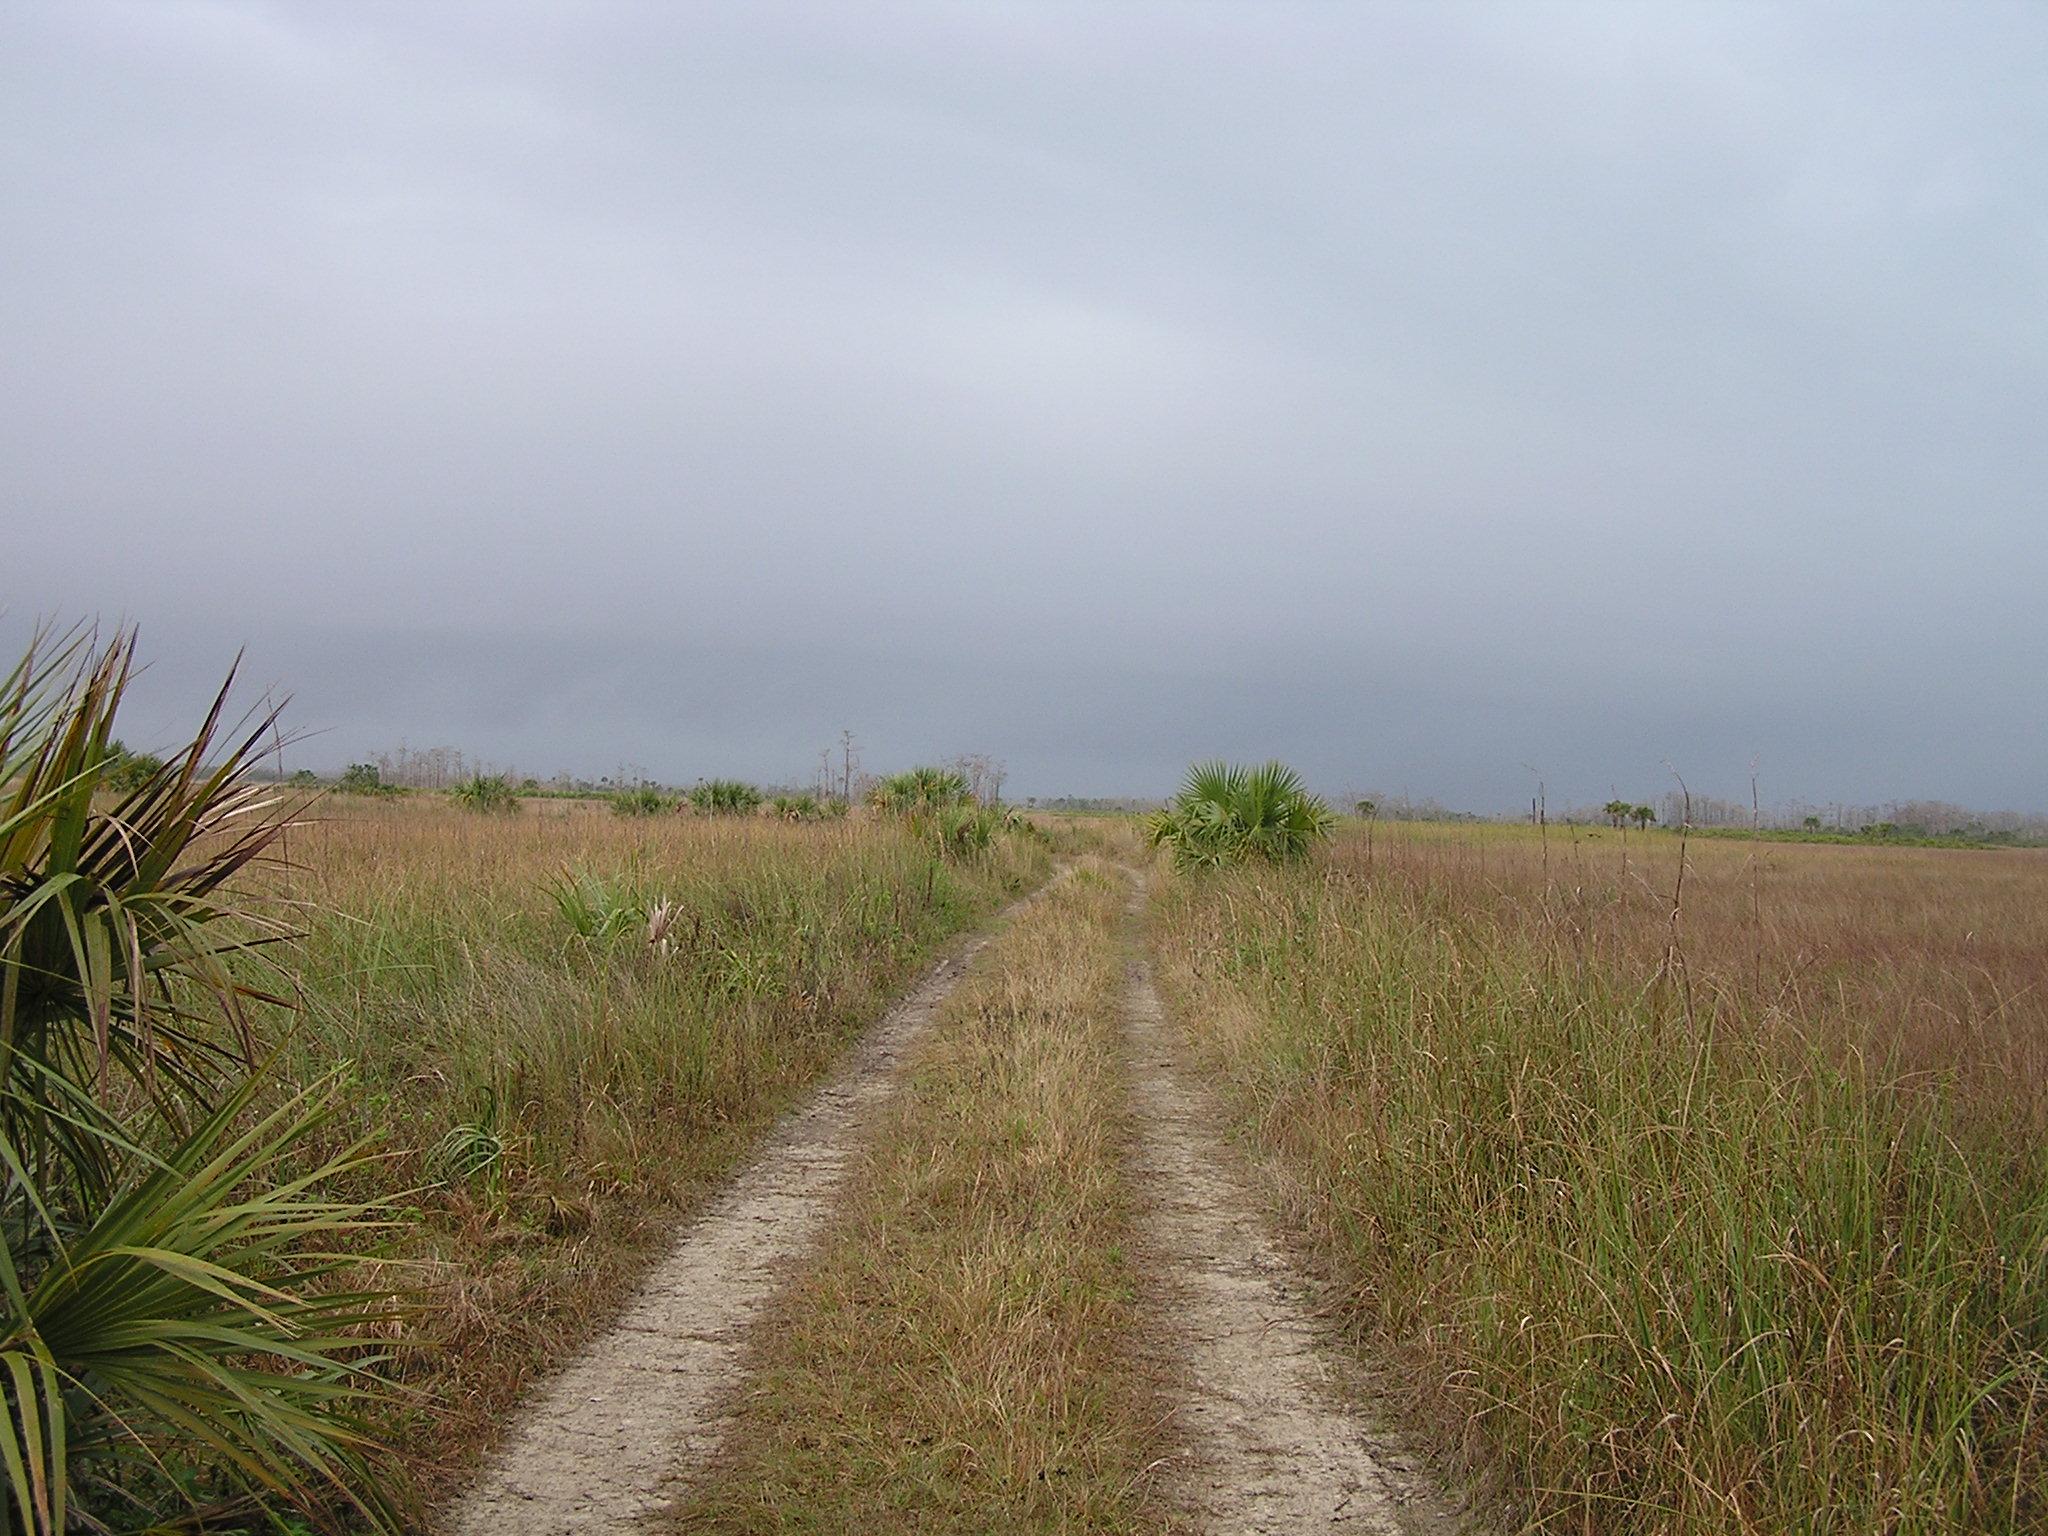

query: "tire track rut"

left=1123, top=889, right=1470, bottom=1535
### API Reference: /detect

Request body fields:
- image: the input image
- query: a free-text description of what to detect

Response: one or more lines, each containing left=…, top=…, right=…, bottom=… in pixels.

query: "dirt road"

left=447, top=868, right=1466, bottom=1534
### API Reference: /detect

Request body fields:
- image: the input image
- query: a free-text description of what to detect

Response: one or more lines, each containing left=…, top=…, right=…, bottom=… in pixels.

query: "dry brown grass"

left=668, top=862, right=1175, bottom=1535
left=1151, top=822, right=2048, bottom=1532
left=1343, top=820, right=2048, bottom=1118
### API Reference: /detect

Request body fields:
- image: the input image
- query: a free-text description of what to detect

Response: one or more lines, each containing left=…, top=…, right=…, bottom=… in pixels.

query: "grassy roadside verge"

left=1149, top=861, right=2048, bottom=1535
left=668, top=862, right=1171, bottom=1535
left=276, top=801, right=1048, bottom=1515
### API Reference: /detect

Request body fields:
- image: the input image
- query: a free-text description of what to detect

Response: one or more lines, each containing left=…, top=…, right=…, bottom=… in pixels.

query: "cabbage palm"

left=1145, top=761, right=1335, bottom=869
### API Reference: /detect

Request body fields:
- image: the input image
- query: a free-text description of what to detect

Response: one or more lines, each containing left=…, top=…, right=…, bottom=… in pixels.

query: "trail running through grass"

left=1121, top=885, right=1467, bottom=1535
left=445, top=864, right=1466, bottom=1534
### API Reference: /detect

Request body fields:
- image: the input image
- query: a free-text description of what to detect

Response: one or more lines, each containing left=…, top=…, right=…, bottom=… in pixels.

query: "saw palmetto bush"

left=450, top=773, right=518, bottom=814
left=867, top=768, right=969, bottom=816
left=1144, top=761, right=1334, bottom=869
left=544, top=867, right=644, bottom=942
left=610, top=785, right=673, bottom=818
left=687, top=778, right=763, bottom=816
left=0, top=628, right=397, bottom=1534
left=926, top=803, right=999, bottom=862
left=866, top=771, right=1022, bottom=864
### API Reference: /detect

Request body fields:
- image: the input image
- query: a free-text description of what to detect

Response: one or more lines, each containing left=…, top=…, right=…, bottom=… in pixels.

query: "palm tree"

left=1145, top=761, right=1335, bottom=869
left=1603, top=799, right=1632, bottom=829
left=1632, top=804, right=1655, bottom=830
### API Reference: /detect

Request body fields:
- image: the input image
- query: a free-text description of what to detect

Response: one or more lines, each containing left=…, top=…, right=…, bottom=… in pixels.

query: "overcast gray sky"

left=4, top=1, right=2044, bottom=807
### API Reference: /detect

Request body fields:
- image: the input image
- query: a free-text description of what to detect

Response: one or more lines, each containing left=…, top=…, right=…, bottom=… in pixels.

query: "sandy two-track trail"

left=446, top=868, right=1466, bottom=1535
left=445, top=905, right=1033, bottom=1534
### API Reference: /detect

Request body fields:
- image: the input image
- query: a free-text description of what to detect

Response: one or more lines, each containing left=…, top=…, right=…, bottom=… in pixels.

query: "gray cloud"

left=5, top=1, right=2044, bottom=807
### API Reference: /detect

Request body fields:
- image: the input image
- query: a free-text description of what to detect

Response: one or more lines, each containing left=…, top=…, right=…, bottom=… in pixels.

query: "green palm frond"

left=4, top=1071, right=401, bottom=1533
left=610, top=786, right=672, bottom=817
left=544, top=870, right=643, bottom=942
left=450, top=774, right=518, bottom=813
left=0, top=630, right=307, bottom=1199
left=1178, top=760, right=1245, bottom=811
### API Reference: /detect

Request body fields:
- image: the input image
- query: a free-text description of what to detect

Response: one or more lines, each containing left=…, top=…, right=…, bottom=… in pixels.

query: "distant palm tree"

left=1632, top=804, right=1655, bottom=830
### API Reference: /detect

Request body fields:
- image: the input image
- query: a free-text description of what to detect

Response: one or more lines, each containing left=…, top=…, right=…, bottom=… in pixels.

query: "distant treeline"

left=1549, top=793, right=2048, bottom=846
left=266, top=743, right=1014, bottom=809
left=1024, top=796, right=1162, bottom=814
left=1678, top=825, right=2020, bottom=850
left=262, top=755, right=2046, bottom=847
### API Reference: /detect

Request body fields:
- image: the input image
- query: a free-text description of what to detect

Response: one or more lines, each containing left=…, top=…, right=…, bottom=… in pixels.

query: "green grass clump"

left=1152, top=864, right=2048, bottom=1534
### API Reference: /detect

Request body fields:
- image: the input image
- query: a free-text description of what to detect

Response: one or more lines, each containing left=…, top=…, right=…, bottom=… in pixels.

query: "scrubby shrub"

left=101, top=737, right=164, bottom=792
